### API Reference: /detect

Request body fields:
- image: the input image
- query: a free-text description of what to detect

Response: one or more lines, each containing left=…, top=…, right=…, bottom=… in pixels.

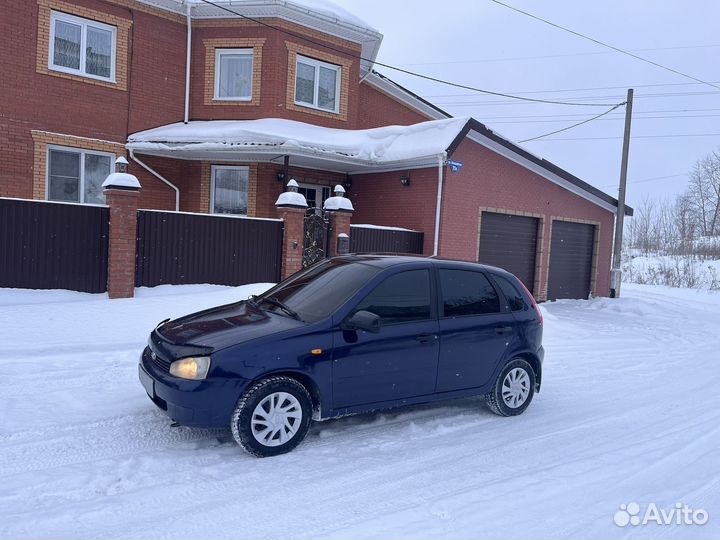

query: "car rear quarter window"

left=493, top=274, right=528, bottom=312
left=354, top=269, right=431, bottom=325
left=439, top=269, right=500, bottom=317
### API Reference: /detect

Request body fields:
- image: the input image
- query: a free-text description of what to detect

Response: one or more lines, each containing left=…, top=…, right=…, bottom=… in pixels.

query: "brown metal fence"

left=0, top=198, right=109, bottom=293
left=350, top=225, right=424, bottom=255
left=136, top=210, right=283, bottom=287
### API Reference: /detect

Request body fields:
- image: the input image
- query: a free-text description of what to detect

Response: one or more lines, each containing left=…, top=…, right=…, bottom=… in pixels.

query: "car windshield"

left=257, top=259, right=381, bottom=323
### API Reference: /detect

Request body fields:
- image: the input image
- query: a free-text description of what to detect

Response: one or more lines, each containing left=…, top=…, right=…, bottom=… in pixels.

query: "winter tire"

left=486, top=358, right=536, bottom=417
left=231, top=376, right=312, bottom=457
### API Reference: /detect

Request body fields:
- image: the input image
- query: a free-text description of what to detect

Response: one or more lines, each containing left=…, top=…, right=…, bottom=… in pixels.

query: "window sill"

left=294, top=100, right=340, bottom=115
left=42, top=66, right=123, bottom=90
left=212, top=96, right=253, bottom=102
left=49, top=65, right=116, bottom=84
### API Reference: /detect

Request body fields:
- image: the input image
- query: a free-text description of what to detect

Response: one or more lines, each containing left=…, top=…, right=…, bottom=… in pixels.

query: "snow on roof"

left=182, top=0, right=377, bottom=32
left=127, top=117, right=470, bottom=165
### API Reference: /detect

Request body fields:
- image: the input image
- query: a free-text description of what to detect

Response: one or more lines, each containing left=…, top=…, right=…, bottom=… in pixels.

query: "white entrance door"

left=297, top=183, right=332, bottom=213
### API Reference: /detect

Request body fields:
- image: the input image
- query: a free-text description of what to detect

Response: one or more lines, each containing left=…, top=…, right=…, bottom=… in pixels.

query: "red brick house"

left=0, top=0, right=630, bottom=300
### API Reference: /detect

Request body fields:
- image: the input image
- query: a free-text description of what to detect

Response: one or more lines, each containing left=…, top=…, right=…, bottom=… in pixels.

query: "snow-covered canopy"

left=127, top=117, right=470, bottom=172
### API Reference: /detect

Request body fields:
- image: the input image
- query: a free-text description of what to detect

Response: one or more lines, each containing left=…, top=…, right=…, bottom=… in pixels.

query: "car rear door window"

left=354, top=269, right=431, bottom=324
left=439, top=269, right=500, bottom=317
left=493, top=275, right=528, bottom=312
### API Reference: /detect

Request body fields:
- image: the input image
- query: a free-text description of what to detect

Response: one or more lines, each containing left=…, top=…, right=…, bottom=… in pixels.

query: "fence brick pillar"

left=326, top=210, right=353, bottom=256
left=324, top=184, right=354, bottom=257
left=103, top=157, right=141, bottom=299
left=276, top=180, right=307, bottom=280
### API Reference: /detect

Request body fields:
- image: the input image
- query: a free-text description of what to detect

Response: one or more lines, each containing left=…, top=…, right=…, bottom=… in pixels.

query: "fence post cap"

left=276, top=191, right=307, bottom=208
left=102, top=172, right=141, bottom=191
left=324, top=196, right=354, bottom=212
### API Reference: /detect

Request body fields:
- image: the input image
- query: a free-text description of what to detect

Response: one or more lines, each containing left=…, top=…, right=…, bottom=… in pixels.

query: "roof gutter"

left=183, top=3, right=192, bottom=124
left=129, top=149, right=180, bottom=211
left=433, top=153, right=446, bottom=257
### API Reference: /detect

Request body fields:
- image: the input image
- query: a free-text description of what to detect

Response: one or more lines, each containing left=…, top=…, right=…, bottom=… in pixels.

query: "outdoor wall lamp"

left=400, top=176, right=411, bottom=187
left=343, top=175, right=352, bottom=191
left=277, top=172, right=286, bottom=182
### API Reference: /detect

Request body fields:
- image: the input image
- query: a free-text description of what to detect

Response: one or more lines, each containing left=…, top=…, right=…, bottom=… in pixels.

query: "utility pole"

left=611, top=88, right=634, bottom=298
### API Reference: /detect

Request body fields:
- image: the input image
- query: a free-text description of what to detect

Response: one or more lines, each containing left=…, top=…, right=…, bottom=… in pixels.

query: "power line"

left=398, top=44, right=720, bottom=67
left=473, top=108, right=720, bottom=120
left=598, top=173, right=688, bottom=188
left=488, top=0, right=720, bottom=92
left=433, top=90, right=720, bottom=107
left=525, top=133, right=720, bottom=142
left=490, top=113, right=720, bottom=125
left=423, top=80, right=720, bottom=99
left=518, top=103, right=625, bottom=142
left=194, top=0, right=623, bottom=107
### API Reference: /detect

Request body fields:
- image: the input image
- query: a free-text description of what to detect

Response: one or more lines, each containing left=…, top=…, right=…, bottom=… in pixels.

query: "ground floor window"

left=212, top=166, right=249, bottom=215
left=47, top=147, right=113, bottom=204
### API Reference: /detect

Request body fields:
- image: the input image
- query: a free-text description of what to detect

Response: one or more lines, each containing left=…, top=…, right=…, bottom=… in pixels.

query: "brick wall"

left=357, top=82, right=433, bottom=128
left=440, top=138, right=615, bottom=297
left=349, top=167, right=440, bottom=255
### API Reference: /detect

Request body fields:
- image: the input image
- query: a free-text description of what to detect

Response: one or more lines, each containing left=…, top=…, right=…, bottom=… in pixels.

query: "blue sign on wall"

left=448, top=160, right=464, bottom=172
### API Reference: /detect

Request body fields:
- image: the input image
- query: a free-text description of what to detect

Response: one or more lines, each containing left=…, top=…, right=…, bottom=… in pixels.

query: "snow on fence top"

left=351, top=224, right=417, bottom=232
left=127, top=117, right=470, bottom=165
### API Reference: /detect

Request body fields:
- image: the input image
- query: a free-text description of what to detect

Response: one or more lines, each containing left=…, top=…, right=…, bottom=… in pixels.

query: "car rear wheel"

left=486, top=358, right=536, bottom=416
left=231, top=376, right=312, bottom=457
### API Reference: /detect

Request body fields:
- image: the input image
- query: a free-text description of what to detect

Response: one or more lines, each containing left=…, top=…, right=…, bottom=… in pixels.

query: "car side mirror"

left=342, top=310, right=382, bottom=333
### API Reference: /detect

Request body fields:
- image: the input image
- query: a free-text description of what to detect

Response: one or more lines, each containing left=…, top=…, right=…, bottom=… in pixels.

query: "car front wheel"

left=486, top=358, right=536, bottom=416
left=231, top=376, right=312, bottom=457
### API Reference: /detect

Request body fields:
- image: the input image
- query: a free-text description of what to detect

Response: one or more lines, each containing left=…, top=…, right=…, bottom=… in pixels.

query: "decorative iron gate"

left=303, top=208, right=330, bottom=267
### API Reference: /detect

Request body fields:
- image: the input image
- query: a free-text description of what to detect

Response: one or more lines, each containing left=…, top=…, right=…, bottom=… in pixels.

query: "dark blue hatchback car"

left=139, top=255, right=544, bottom=457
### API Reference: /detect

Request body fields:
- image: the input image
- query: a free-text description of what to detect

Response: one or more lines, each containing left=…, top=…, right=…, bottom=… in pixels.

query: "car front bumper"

left=139, top=349, right=249, bottom=428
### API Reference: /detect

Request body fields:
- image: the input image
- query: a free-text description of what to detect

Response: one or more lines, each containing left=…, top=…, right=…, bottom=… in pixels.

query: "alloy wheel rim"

left=251, top=392, right=303, bottom=447
left=502, top=367, right=531, bottom=409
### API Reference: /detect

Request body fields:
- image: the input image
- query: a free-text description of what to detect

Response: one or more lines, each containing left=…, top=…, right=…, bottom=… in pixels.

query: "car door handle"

left=494, top=326, right=513, bottom=335
left=416, top=334, right=438, bottom=344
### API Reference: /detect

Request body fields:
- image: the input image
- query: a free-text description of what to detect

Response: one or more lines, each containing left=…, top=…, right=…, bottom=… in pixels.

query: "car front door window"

left=332, top=268, right=439, bottom=409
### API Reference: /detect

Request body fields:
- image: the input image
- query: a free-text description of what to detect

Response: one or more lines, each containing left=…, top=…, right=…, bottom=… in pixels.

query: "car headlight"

left=169, top=357, right=211, bottom=380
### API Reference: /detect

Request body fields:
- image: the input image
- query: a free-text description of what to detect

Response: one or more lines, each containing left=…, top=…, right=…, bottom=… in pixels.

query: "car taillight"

left=518, top=279, right=543, bottom=325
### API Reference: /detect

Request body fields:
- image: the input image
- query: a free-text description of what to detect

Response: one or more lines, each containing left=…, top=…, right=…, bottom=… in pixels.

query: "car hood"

left=155, top=301, right=305, bottom=352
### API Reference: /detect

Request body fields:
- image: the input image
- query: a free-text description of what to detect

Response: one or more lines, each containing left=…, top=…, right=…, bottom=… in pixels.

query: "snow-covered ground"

left=1, top=283, right=718, bottom=539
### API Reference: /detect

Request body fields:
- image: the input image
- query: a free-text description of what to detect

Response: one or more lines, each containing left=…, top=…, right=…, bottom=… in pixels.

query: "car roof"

left=336, top=254, right=512, bottom=276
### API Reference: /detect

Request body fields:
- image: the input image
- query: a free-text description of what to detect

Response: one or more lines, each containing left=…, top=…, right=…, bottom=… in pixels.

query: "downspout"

left=183, top=3, right=192, bottom=124
left=129, top=149, right=180, bottom=211
left=433, top=153, right=446, bottom=256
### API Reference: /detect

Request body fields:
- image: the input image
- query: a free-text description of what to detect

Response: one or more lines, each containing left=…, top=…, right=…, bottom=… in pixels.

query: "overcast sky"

left=330, top=0, right=720, bottom=207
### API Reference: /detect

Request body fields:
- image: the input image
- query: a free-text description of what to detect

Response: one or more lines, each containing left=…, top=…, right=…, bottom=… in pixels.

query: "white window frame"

left=210, top=165, right=250, bottom=216
left=298, top=182, right=331, bottom=212
left=294, top=55, right=341, bottom=114
left=46, top=145, right=115, bottom=206
left=213, top=48, right=254, bottom=101
left=49, top=11, right=117, bottom=83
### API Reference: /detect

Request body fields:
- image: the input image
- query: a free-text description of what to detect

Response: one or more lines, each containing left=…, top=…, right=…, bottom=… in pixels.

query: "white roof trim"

left=363, top=72, right=449, bottom=120
left=134, top=0, right=383, bottom=75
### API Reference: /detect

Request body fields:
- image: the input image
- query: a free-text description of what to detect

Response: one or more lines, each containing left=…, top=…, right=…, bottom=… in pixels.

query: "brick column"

left=275, top=179, right=308, bottom=280
left=103, top=157, right=141, bottom=299
left=326, top=210, right=353, bottom=256
left=324, top=184, right=354, bottom=257
left=276, top=207, right=306, bottom=279
left=105, top=188, right=140, bottom=298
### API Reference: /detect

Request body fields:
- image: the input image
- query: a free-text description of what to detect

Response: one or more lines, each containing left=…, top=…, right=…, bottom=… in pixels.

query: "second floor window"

left=295, top=55, right=340, bottom=113
left=50, top=11, right=116, bottom=82
left=215, top=49, right=254, bottom=100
